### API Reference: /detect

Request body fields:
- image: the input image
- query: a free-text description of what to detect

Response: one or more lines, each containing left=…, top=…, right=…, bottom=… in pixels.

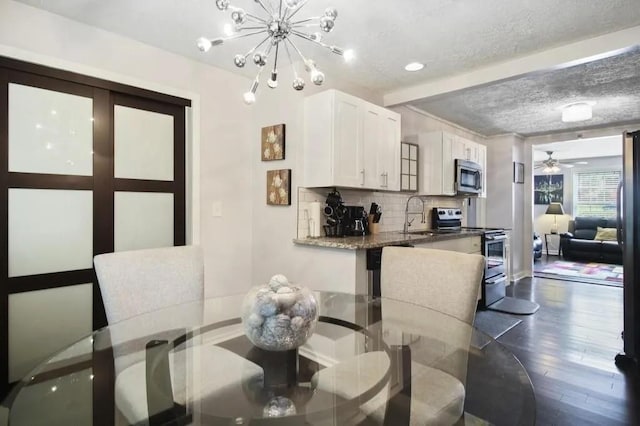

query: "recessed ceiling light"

left=575, top=161, right=589, bottom=165
left=405, top=62, right=424, bottom=72
left=561, top=101, right=596, bottom=123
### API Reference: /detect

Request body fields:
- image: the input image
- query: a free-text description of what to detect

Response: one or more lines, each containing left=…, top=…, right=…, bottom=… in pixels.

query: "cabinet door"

left=477, top=144, right=487, bottom=198
left=332, top=94, right=364, bottom=187
left=442, top=132, right=457, bottom=195
left=381, top=112, right=401, bottom=191
left=451, top=136, right=466, bottom=161
left=363, top=107, right=382, bottom=189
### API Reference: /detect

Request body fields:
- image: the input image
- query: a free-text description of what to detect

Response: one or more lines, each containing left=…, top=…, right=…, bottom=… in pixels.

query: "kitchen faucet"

left=404, top=195, right=427, bottom=233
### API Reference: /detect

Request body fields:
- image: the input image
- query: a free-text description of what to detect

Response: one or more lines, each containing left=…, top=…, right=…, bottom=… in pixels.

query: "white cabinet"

left=412, top=236, right=482, bottom=254
left=304, top=90, right=401, bottom=191
left=414, top=131, right=487, bottom=198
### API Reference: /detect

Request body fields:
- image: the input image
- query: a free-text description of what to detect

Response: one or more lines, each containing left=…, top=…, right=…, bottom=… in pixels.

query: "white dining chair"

left=94, top=245, right=262, bottom=425
left=313, top=246, right=484, bottom=425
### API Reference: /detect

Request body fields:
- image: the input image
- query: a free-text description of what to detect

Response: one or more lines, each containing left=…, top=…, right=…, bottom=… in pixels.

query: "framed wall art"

left=266, top=169, right=291, bottom=205
left=534, top=174, right=563, bottom=205
left=261, top=124, right=285, bottom=161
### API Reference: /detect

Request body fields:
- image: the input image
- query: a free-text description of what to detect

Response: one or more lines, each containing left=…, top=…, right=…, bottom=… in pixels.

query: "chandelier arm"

left=286, top=38, right=309, bottom=64
left=235, top=26, right=266, bottom=31
left=291, top=31, right=344, bottom=56
left=286, top=0, right=310, bottom=20
left=283, top=39, right=299, bottom=78
left=290, top=17, right=320, bottom=25
left=254, top=0, right=274, bottom=16
left=224, top=29, right=269, bottom=42
left=278, top=0, right=284, bottom=19
left=244, top=35, right=272, bottom=57
left=245, top=13, right=269, bottom=24
left=271, top=43, right=280, bottom=77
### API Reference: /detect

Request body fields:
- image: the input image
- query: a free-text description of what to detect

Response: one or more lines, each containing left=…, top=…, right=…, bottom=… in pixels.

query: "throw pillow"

left=594, top=227, right=618, bottom=241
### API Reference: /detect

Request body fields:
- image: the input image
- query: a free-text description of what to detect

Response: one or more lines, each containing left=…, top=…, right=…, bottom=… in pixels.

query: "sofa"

left=560, top=217, right=622, bottom=264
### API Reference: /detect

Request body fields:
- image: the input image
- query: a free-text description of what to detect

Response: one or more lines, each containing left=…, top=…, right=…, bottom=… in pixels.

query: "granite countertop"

left=293, top=229, right=485, bottom=250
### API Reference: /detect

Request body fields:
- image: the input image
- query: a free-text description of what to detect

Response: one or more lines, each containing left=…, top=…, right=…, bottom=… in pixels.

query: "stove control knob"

left=438, top=210, right=445, bottom=215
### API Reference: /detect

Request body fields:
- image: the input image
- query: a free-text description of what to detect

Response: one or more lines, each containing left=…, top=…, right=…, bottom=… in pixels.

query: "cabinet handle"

left=360, top=169, right=365, bottom=186
left=385, top=172, right=389, bottom=188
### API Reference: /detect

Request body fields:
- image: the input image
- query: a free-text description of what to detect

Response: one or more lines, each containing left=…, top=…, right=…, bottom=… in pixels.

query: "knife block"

left=368, top=214, right=380, bottom=234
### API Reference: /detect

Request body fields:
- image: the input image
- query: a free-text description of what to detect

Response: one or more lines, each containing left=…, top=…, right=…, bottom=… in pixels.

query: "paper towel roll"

left=309, top=201, right=322, bottom=237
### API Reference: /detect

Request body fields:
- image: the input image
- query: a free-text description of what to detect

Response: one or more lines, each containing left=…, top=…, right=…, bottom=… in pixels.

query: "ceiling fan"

left=534, top=151, right=584, bottom=173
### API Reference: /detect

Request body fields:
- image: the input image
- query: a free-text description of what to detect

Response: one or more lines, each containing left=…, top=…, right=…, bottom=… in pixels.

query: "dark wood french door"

left=0, top=56, right=190, bottom=397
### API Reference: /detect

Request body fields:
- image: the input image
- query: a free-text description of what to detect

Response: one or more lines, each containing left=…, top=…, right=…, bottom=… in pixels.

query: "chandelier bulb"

left=215, top=0, right=230, bottom=11
left=292, top=77, right=305, bottom=91
left=231, top=8, right=247, bottom=25
left=196, top=37, right=213, bottom=52
left=253, top=52, right=267, bottom=66
left=244, top=79, right=259, bottom=105
left=311, top=32, right=322, bottom=42
left=311, top=69, right=325, bottom=86
left=319, top=16, right=335, bottom=33
left=285, top=0, right=301, bottom=8
left=303, top=59, right=316, bottom=72
left=324, top=8, right=338, bottom=20
left=268, top=71, right=278, bottom=89
left=243, top=91, right=256, bottom=105
left=234, top=54, right=247, bottom=68
left=343, top=49, right=355, bottom=62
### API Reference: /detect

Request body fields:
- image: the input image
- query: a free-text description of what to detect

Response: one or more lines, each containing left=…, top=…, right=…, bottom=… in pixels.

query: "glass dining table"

left=2, top=292, right=535, bottom=425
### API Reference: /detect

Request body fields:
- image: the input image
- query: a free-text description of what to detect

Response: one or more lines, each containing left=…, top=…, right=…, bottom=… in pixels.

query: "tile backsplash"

left=297, top=187, right=466, bottom=238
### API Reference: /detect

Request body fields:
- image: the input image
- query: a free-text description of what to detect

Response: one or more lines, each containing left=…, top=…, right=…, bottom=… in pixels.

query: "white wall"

left=0, top=0, right=254, bottom=296
left=484, top=134, right=527, bottom=281
left=249, top=66, right=384, bottom=292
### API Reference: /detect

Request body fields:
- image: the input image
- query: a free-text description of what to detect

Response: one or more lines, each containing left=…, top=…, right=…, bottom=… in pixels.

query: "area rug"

left=535, top=260, right=623, bottom=287
left=472, top=310, right=522, bottom=349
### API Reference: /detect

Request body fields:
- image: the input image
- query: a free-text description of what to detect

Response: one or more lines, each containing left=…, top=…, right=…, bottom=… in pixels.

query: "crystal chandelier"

left=197, top=0, right=354, bottom=104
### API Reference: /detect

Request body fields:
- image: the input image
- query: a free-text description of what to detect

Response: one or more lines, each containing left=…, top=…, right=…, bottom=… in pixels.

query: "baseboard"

left=510, top=270, right=528, bottom=283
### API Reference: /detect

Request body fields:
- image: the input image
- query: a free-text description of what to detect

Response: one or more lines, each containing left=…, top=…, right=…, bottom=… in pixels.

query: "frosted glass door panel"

left=9, top=189, right=93, bottom=277
left=8, top=84, right=93, bottom=176
left=114, top=192, right=174, bottom=251
left=8, top=284, right=93, bottom=382
left=114, top=106, right=174, bottom=181
left=9, top=370, right=93, bottom=425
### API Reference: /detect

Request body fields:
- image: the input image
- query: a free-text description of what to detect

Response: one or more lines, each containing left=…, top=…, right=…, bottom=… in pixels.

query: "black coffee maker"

left=343, top=205, right=369, bottom=236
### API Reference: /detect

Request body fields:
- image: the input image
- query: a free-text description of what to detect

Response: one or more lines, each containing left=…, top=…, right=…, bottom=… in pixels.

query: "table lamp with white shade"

left=546, top=202, right=565, bottom=234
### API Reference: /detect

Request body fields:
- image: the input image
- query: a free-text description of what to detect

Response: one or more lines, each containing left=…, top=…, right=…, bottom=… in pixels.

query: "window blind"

left=574, top=170, right=621, bottom=218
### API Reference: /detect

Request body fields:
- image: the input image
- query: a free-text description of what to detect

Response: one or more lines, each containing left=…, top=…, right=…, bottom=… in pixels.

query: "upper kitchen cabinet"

left=304, top=90, right=401, bottom=191
left=413, top=131, right=487, bottom=198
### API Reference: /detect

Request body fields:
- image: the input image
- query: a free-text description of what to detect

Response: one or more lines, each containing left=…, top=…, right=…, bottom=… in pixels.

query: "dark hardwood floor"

left=496, top=275, right=639, bottom=425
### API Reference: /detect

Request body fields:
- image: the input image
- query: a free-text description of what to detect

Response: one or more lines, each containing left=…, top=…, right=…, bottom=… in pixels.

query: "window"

left=574, top=170, right=621, bottom=218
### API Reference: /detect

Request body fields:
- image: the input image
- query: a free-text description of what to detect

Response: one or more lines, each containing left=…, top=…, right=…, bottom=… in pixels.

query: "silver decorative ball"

left=215, top=0, right=230, bottom=11
left=231, top=8, right=247, bottom=25
left=311, top=70, right=325, bottom=86
left=253, top=52, right=267, bottom=66
left=242, top=275, right=319, bottom=351
left=319, top=16, right=335, bottom=33
left=234, top=54, right=246, bottom=68
left=324, top=7, right=338, bottom=20
left=292, top=78, right=305, bottom=91
left=263, top=397, right=297, bottom=417
left=267, top=78, right=278, bottom=89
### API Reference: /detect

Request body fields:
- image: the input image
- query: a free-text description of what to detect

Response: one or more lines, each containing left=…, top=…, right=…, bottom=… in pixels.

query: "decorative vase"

left=242, top=274, right=319, bottom=351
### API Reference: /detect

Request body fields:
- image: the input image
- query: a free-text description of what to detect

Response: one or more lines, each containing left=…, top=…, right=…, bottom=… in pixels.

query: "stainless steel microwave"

left=455, top=159, right=483, bottom=195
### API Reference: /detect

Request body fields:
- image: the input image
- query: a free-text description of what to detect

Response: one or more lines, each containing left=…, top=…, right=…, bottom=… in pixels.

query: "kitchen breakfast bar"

left=293, top=230, right=485, bottom=296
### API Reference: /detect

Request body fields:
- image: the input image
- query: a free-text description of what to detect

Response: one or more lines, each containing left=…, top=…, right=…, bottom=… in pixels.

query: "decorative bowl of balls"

left=241, top=274, right=319, bottom=351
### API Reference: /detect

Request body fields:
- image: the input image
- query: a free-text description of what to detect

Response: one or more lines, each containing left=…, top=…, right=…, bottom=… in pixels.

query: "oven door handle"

left=486, top=276, right=507, bottom=285
left=485, top=235, right=507, bottom=241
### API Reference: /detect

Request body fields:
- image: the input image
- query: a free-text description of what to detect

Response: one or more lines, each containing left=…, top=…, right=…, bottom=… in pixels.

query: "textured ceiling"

left=14, top=0, right=640, bottom=93
left=409, top=46, right=640, bottom=136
